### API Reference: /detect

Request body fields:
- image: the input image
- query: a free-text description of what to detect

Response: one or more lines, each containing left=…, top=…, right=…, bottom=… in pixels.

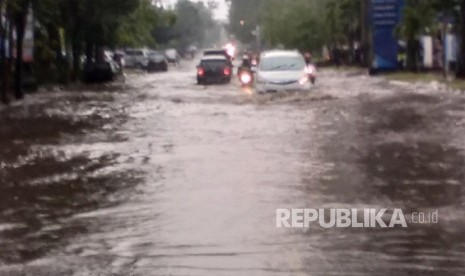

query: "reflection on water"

left=0, top=89, right=143, bottom=264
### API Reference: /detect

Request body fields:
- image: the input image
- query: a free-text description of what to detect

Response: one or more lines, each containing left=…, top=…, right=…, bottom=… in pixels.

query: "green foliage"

left=227, top=0, right=265, bottom=43
left=169, top=0, right=219, bottom=50
left=261, top=0, right=328, bottom=51
left=115, top=0, right=161, bottom=47
left=227, top=0, right=361, bottom=52
left=324, top=0, right=362, bottom=47
left=397, top=0, right=435, bottom=40
left=30, top=0, right=180, bottom=82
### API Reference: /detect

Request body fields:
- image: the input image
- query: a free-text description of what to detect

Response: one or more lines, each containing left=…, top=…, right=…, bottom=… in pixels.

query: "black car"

left=203, top=49, right=233, bottom=66
left=147, top=51, right=168, bottom=72
left=197, top=55, right=232, bottom=85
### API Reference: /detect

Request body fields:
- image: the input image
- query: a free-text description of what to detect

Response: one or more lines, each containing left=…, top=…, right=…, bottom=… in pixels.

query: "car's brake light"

left=198, top=67, right=205, bottom=76
left=223, top=67, right=231, bottom=76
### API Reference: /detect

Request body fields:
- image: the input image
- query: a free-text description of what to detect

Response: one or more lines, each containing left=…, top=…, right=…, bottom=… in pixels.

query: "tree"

left=169, top=0, right=219, bottom=51
left=12, top=0, right=31, bottom=99
left=261, top=0, right=328, bottom=52
left=115, top=0, right=163, bottom=48
left=0, top=0, right=9, bottom=103
left=397, top=0, right=434, bottom=71
left=227, top=0, right=265, bottom=44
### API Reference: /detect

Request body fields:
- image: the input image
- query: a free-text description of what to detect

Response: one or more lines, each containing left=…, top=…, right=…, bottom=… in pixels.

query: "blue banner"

left=371, top=0, right=405, bottom=70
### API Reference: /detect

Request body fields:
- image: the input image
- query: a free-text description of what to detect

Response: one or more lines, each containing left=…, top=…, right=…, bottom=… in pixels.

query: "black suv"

left=197, top=55, right=232, bottom=85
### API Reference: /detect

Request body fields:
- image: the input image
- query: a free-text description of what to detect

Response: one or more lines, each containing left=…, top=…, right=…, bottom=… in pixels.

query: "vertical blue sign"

left=371, top=0, right=405, bottom=70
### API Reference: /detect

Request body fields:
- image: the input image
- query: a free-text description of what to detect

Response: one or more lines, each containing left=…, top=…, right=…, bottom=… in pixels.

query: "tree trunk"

left=72, top=35, right=81, bottom=81
left=70, top=12, right=83, bottom=82
left=85, top=38, right=94, bottom=63
left=456, top=0, right=465, bottom=78
left=14, top=8, right=27, bottom=100
left=0, top=0, right=8, bottom=104
left=48, top=25, right=63, bottom=61
left=3, top=12, right=14, bottom=103
left=406, top=39, right=418, bottom=72
left=360, top=0, right=371, bottom=67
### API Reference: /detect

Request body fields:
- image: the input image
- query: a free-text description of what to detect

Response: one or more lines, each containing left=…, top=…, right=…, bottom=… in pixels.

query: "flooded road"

left=1, top=62, right=465, bottom=275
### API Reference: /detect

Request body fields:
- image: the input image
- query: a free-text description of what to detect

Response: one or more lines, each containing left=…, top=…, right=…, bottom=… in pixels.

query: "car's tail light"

left=223, top=67, right=231, bottom=76
left=197, top=67, right=205, bottom=76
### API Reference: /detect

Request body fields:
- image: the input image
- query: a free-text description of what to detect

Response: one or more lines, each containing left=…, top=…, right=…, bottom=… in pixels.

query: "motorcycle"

left=239, top=69, right=254, bottom=87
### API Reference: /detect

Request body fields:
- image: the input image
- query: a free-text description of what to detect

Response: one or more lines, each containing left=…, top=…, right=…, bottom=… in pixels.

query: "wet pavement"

left=0, top=61, right=465, bottom=275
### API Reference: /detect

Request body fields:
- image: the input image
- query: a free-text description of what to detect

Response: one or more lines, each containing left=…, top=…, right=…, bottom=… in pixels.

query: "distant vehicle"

left=165, top=48, right=180, bottom=65
left=223, top=43, right=236, bottom=60
left=124, top=48, right=149, bottom=69
left=147, top=51, right=168, bottom=72
left=197, top=55, right=232, bottom=85
left=203, top=49, right=233, bottom=66
left=181, top=45, right=198, bottom=59
left=255, top=50, right=312, bottom=93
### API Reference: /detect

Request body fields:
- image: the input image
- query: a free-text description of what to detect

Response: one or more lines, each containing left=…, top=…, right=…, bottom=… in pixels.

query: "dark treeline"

left=0, top=0, right=220, bottom=104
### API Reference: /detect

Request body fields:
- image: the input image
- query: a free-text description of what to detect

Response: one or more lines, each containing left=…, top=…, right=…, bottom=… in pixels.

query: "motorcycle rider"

left=238, top=54, right=252, bottom=76
left=304, top=52, right=313, bottom=65
left=304, top=51, right=316, bottom=84
left=237, top=54, right=254, bottom=86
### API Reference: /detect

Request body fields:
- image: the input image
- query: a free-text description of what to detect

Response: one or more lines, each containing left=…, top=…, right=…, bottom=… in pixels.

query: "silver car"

left=124, top=48, right=150, bottom=69
left=255, top=50, right=312, bottom=93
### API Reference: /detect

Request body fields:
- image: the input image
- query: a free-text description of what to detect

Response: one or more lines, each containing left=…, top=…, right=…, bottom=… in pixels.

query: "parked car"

left=113, top=51, right=126, bottom=69
left=83, top=51, right=120, bottom=83
left=124, top=48, right=149, bottom=69
left=197, top=55, right=232, bottom=85
left=255, top=50, right=312, bottom=93
left=147, top=51, right=168, bottom=72
left=203, top=49, right=233, bottom=66
left=165, top=48, right=180, bottom=65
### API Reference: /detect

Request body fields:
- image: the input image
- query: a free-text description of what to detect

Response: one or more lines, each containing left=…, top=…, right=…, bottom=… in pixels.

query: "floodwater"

left=0, top=61, right=465, bottom=275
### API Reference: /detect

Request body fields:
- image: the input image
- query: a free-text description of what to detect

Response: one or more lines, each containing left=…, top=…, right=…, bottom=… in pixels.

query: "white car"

left=165, top=48, right=180, bottom=64
left=255, top=50, right=312, bottom=93
left=124, top=48, right=150, bottom=69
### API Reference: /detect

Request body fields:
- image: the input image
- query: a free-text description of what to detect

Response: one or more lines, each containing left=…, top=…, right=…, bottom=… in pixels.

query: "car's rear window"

left=201, top=60, right=228, bottom=69
left=205, top=51, right=227, bottom=56
left=151, top=54, right=165, bottom=61
left=260, top=56, right=305, bottom=71
left=126, top=50, right=144, bottom=56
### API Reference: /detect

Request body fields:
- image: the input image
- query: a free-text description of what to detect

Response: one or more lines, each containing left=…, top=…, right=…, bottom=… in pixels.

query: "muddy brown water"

left=0, top=63, right=465, bottom=275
